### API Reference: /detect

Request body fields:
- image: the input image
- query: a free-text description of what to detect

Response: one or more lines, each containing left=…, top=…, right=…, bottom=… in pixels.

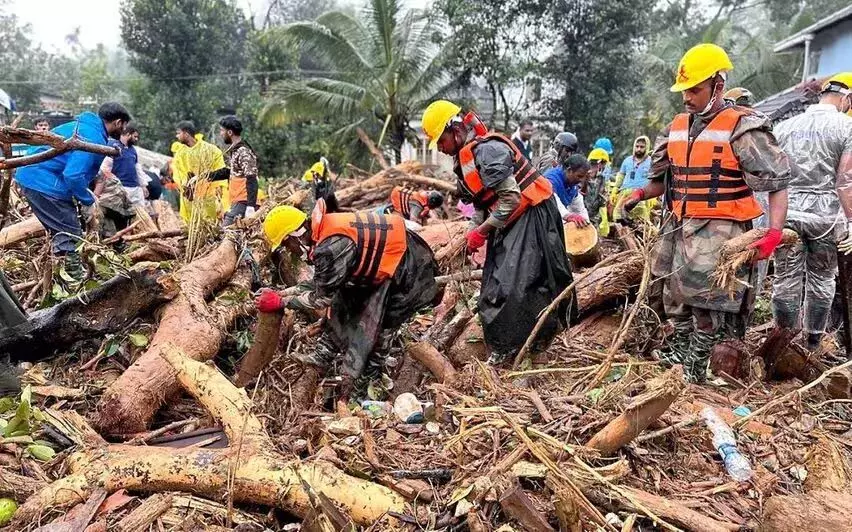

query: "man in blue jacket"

left=15, top=102, right=131, bottom=280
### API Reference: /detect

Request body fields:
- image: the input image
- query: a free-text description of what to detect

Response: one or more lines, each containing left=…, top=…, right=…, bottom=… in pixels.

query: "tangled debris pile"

left=1, top=159, right=852, bottom=532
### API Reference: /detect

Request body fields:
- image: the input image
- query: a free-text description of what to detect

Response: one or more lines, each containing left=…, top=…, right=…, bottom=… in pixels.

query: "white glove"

left=244, top=206, right=256, bottom=218
left=839, top=221, right=852, bottom=255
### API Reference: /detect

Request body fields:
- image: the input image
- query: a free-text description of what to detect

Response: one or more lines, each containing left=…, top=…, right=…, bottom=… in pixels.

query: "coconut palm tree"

left=260, top=0, right=458, bottom=162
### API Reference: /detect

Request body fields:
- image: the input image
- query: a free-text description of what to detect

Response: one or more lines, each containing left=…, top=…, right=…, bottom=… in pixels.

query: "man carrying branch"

left=623, top=43, right=790, bottom=383
left=14, top=103, right=131, bottom=281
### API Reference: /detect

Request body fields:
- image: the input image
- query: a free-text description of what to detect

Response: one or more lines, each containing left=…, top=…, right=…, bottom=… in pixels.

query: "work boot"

left=292, top=334, right=336, bottom=369
left=683, top=330, right=723, bottom=384
left=62, top=253, right=86, bottom=284
left=653, top=320, right=692, bottom=367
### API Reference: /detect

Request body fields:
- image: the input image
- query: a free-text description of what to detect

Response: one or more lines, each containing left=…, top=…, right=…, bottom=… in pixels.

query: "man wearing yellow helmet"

left=622, top=43, right=791, bottom=383
left=422, top=100, right=575, bottom=365
left=255, top=199, right=438, bottom=400
left=770, top=73, right=852, bottom=351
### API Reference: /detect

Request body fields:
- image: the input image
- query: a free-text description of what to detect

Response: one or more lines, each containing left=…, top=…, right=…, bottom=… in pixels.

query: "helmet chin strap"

left=699, top=73, right=727, bottom=116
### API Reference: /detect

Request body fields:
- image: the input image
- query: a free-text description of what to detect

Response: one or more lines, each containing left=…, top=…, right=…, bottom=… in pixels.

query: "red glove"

left=466, top=226, right=488, bottom=252
left=255, top=288, right=284, bottom=313
left=746, top=228, right=783, bottom=262
left=622, top=188, right=646, bottom=213
left=564, top=214, right=589, bottom=228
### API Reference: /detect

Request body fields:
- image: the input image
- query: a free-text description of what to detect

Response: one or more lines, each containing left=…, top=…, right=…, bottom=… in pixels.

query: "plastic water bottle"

left=700, top=406, right=753, bottom=482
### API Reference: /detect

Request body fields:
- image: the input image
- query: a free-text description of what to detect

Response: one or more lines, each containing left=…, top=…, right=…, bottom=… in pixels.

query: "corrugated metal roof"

left=774, top=4, right=852, bottom=52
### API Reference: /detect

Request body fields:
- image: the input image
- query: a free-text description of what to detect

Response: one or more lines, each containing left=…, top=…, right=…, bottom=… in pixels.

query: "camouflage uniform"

left=584, top=171, right=608, bottom=226
left=650, top=103, right=791, bottom=382
left=286, top=232, right=438, bottom=398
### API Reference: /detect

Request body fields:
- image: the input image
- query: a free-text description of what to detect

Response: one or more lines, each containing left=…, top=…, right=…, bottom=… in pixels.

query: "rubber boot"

left=62, top=253, right=86, bottom=283
left=684, top=330, right=722, bottom=384
left=653, top=319, right=692, bottom=367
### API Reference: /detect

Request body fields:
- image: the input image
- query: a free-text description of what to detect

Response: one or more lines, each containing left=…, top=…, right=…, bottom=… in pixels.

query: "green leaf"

left=586, top=388, right=604, bottom=405
left=26, top=444, right=55, bottom=461
left=16, top=385, right=31, bottom=420
left=0, top=419, right=6, bottom=430
left=0, top=498, right=17, bottom=526
left=128, top=333, right=149, bottom=348
left=0, top=397, right=15, bottom=414
left=58, top=267, right=76, bottom=284
left=105, top=339, right=121, bottom=358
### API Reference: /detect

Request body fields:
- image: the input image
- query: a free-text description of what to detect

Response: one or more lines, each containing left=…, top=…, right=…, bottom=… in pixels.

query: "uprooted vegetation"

left=1, top=159, right=852, bottom=532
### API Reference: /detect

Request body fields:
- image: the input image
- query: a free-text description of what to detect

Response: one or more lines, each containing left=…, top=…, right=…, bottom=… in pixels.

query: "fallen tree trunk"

left=759, top=491, right=852, bottom=532
left=0, top=265, right=179, bottom=360
left=0, top=215, right=44, bottom=248
left=585, top=485, right=739, bottom=532
left=334, top=162, right=456, bottom=209
left=586, top=365, right=685, bottom=456
left=153, top=200, right=184, bottom=233
left=15, top=346, right=405, bottom=527
left=576, top=251, right=644, bottom=314
left=94, top=238, right=243, bottom=435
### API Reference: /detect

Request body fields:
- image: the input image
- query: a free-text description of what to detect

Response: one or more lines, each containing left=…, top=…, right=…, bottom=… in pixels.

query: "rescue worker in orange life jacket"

left=208, top=116, right=259, bottom=226
left=255, top=199, right=438, bottom=399
left=422, top=101, right=576, bottom=365
left=622, top=43, right=790, bottom=383
left=379, top=186, right=445, bottom=227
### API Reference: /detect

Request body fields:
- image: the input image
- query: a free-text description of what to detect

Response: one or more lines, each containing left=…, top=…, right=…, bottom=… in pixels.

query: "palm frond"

left=273, top=20, right=373, bottom=73
left=261, top=78, right=367, bottom=125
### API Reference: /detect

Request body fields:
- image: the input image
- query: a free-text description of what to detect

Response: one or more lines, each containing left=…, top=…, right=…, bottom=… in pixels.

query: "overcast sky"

left=8, top=0, right=259, bottom=53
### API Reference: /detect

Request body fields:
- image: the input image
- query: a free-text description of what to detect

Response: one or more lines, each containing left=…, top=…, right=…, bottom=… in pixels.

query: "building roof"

left=754, top=77, right=825, bottom=124
left=774, top=4, right=852, bottom=52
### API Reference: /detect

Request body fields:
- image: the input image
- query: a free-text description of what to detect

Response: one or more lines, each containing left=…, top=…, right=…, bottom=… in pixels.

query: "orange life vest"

left=313, top=211, right=408, bottom=285
left=390, top=186, right=429, bottom=220
left=668, top=107, right=763, bottom=221
left=457, top=133, right=552, bottom=226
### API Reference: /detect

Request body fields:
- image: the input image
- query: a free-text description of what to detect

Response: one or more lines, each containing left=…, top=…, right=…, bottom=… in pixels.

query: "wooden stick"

left=512, top=251, right=636, bottom=369
left=356, top=127, right=389, bottom=170
left=115, top=493, right=174, bottom=532
left=436, top=269, right=483, bottom=286
left=123, top=229, right=185, bottom=242
left=733, top=358, right=852, bottom=429
left=103, top=220, right=143, bottom=244
left=407, top=341, right=457, bottom=383
left=635, top=416, right=698, bottom=443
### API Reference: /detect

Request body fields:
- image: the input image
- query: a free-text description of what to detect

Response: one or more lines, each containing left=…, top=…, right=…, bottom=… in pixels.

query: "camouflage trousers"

left=772, top=217, right=841, bottom=335
left=653, top=217, right=752, bottom=382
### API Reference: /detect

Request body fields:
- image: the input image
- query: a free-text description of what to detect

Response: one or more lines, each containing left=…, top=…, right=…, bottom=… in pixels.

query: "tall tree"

left=120, top=0, right=251, bottom=151
left=436, top=0, right=549, bottom=130
left=542, top=0, right=653, bottom=154
left=260, top=0, right=457, bottom=161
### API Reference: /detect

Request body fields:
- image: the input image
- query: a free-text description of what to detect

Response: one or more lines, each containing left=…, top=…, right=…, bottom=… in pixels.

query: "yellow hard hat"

left=587, top=148, right=610, bottom=163
left=823, top=72, right=852, bottom=93
left=422, top=100, right=461, bottom=149
left=263, top=205, right=307, bottom=249
left=302, top=160, right=326, bottom=182
left=670, top=43, right=733, bottom=93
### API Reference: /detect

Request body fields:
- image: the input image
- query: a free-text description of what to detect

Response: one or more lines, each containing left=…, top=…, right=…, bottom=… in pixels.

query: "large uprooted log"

left=94, top=237, right=252, bottom=435
left=576, top=251, right=645, bottom=314
left=759, top=490, right=852, bottom=532
left=14, top=346, right=405, bottom=528
left=0, top=264, right=179, bottom=359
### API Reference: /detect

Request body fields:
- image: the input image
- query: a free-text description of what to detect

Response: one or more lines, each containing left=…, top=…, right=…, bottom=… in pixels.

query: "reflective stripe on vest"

left=314, top=211, right=408, bottom=284
left=457, top=133, right=552, bottom=226
left=668, top=108, right=763, bottom=221
left=390, top=186, right=428, bottom=220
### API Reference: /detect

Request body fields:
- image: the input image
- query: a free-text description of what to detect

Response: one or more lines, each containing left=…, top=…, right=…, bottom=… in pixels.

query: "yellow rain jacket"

left=172, top=135, right=228, bottom=222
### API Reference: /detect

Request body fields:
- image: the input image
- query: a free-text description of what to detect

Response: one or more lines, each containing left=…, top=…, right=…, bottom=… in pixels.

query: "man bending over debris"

left=14, top=102, right=131, bottom=281
left=255, top=200, right=438, bottom=400
left=379, top=186, right=445, bottom=227
left=422, top=100, right=576, bottom=365
left=623, top=43, right=790, bottom=383
left=772, top=73, right=852, bottom=350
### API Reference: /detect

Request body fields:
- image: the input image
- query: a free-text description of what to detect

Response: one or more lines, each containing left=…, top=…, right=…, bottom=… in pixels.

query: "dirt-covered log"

left=0, top=215, right=44, bottom=248
left=760, top=491, right=852, bottom=532
left=334, top=162, right=455, bottom=209
left=576, top=251, right=644, bottom=313
left=14, top=346, right=405, bottom=527
left=586, top=366, right=685, bottom=456
left=94, top=238, right=243, bottom=435
left=234, top=310, right=290, bottom=387
left=0, top=264, right=179, bottom=360
left=407, top=341, right=458, bottom=383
